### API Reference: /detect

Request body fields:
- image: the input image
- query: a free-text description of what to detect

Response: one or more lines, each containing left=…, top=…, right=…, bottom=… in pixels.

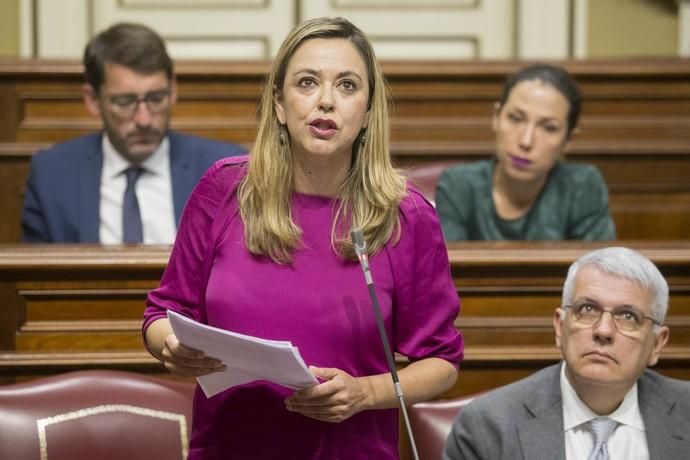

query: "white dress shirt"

left=561, top=363, right=650, bottom=460
left=99, top=135, right=176, bottom=244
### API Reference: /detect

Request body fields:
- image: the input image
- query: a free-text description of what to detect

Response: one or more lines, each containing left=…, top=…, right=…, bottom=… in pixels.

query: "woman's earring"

left=279, top=124, right=288, bottom=146
left=359, top=131, right=367, bottom=147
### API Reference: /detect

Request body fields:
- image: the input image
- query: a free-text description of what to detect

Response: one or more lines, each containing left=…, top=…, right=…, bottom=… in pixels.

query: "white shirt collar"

left=102, top=134, right=170, bottom=177
left=561, top=362, right=645, bottom=432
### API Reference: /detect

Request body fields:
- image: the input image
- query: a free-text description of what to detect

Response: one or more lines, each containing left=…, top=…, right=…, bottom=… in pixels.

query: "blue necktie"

left=587, top=417, right=618, bottom=460
left=122, top=167, right=144, bottom=243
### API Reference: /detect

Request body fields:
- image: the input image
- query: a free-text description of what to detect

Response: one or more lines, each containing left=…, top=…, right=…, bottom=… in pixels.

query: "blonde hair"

left=238, top=17, right=406, bottom=263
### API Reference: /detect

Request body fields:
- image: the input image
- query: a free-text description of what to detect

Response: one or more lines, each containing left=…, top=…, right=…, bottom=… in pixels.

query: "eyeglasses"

left=562, top=303, right=661, bottom=333
left=106, top=89, right=171, bottom=118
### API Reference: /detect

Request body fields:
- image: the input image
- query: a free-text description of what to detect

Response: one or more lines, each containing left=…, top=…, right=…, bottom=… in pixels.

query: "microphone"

left=350, top=228, right=419, bottom=460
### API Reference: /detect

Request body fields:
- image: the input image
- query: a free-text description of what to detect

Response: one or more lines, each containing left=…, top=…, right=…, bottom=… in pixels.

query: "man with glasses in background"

left=444, top=246, right=689, bottom=459
left=22, top=22, right=243, bottom=243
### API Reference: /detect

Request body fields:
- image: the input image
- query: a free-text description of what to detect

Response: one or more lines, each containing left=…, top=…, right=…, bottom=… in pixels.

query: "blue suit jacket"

left=22, top=131, right=245, bottom=243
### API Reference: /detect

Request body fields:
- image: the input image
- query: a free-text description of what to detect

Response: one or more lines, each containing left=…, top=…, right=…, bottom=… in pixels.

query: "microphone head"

left=350, top=228, right=367, bottom=257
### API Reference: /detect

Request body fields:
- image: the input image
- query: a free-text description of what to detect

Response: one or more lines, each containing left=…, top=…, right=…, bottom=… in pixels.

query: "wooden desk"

left=0, top=245, right=166, bottom=382
left=1, top=243, right=687, bottom=460
left=0, top=242, right=688, bottom=390
left=1, top=58, right=689, bottom=241
left=2, top=58, right=689, bottom=151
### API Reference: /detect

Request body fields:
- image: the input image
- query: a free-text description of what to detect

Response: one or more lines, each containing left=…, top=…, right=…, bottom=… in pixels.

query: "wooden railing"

left=1, top=58, right=689, bottom=242
left=2, top=242, right=688, bottom=460
left=1, top=242, right=688, bottom=390
left=0, top=245, right=165, bottom=382
left=4, top=58, right=688, bottom=150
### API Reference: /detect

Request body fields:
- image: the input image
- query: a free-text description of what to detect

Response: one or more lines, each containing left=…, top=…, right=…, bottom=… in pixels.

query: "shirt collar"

left=102, top=134, right=170, bottom=177
left=560, top=362, right=645, bottom=432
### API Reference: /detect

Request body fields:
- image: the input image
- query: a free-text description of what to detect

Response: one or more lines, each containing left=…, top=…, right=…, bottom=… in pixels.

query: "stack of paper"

left=168, top=310, right=318, bottom=397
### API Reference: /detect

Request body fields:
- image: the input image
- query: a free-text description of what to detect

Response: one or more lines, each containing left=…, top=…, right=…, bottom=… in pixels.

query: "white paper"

left=167, top=310, right=318, bottom=397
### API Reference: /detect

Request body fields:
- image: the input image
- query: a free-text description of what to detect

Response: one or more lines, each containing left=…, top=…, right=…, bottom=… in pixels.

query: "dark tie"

left=122, top=167, right=144, bottom=243
left=587, top=417, right=618, bottom=460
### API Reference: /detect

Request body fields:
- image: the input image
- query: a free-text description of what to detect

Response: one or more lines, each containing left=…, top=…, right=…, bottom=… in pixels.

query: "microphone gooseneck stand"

left=350, top=228, right=420, bottom=460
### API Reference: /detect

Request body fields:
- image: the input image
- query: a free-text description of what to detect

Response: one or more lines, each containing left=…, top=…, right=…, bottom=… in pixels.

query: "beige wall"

left=0, top=0, right=682, bottom=59
left=0, top=0, right=19, bottom=56
left=588, top=0, right=678, bottom=57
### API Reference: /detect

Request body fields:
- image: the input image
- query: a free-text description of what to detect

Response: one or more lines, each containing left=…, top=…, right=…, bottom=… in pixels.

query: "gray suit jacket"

left=443, top=364, right=690, bottom=460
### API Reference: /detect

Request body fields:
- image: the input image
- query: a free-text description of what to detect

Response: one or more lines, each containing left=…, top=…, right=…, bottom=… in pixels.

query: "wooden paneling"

left=0, top=143, right=47, bottom=243
left=0, top=245, right=166, bottom=381
left=1, top=242, right=688, bottom=460
left=0, top=59, right=268, bottom=144
left=2, top=59, right=688, bottom=149
left=0, top=58, right=689, bottom=242
left=0, top=242, right=688, bottom=390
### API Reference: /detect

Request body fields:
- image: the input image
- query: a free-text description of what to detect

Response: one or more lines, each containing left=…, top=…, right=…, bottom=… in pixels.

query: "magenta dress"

left=143, top=156, right=463, bottom=459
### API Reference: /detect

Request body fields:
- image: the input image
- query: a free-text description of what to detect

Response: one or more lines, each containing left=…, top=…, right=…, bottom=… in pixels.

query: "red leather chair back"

left=402, top=162, right=456, bottom=204
left=409, top=394, right=479, bottom=460
left=0, top=370, right=195, bottom=460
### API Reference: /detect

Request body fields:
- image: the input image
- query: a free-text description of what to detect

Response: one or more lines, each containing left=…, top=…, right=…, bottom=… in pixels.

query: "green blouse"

left=435, top=160, right=616, bottom=241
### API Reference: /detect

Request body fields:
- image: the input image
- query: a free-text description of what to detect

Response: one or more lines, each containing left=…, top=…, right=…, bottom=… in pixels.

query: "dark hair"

left=83, top=22, right=173, bottom=92
left=498, top=64, right=582, bottom=136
